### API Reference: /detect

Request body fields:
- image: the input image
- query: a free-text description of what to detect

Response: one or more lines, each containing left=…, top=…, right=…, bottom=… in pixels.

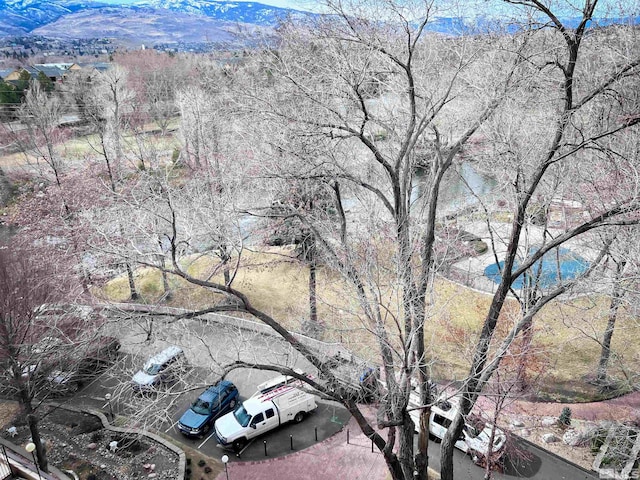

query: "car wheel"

left=229, top=399, right=236, bottom=409
left=294, top=412, right=304, bottom=423
left=232, top=438, right=246, bottom=453
left=202, top=423, right=210, bottom=435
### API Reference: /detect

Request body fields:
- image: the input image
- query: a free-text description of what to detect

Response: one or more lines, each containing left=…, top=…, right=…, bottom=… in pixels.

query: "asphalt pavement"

left=69, top=352, right=351, bottom=463
left=70, top=363, right=600, bottom=480
left=59, top=313, right=614, bottom=480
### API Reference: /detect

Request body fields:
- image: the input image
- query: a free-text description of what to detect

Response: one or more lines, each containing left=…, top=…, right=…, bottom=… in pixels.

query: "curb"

left=48, top=403, right=186, bottom=479
left=516, top=435, right=598, bottom=478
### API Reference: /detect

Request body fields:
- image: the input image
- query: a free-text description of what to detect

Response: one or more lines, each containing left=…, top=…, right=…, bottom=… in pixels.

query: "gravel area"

left=1, top=405, right=180, bottom=480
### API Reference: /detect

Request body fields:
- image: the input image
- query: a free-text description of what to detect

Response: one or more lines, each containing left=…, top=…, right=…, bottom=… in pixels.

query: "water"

left=412, top=162, right=497, bottom=215
left=484, top=247, right=590, bottom=289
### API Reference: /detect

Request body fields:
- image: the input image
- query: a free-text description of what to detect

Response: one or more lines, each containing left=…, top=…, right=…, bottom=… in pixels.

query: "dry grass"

left=99, top=247, right=640, bottom=400
left=0, top=122, right=180, bottom=171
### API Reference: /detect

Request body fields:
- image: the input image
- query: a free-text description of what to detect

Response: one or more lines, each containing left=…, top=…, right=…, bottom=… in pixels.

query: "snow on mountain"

left=31, top=4, right=273, bottom=45
left=136, top=0, right=314, bottom=25
left=0, top=0, right=315, bottom=37
left=0, top=0, right=636, bottom=42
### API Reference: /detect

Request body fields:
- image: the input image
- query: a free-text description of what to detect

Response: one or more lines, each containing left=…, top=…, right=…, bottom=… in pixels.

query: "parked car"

left=132, top=345, right=187, bottom=393
left=177, top=380, right=239, bottom=437
left=46, top=336, right=121, bottom=394
left=426, top=397, right=506, bottom=463
left=3, top=335, right=121, bottom=396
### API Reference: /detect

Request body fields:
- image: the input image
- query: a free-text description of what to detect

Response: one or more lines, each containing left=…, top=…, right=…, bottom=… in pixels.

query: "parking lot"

left=68, top=313, right=352, bottom=462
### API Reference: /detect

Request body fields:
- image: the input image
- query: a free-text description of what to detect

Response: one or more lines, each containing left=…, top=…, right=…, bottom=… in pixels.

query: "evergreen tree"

left=37, top=71, right=54, bottom=92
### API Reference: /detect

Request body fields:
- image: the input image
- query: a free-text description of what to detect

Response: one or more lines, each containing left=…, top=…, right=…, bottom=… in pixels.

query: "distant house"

left=77, top=62, right=111, bottom=74
left=3, top=63, right=85, bottom=84
left=0, top=68, right=18, bottom=81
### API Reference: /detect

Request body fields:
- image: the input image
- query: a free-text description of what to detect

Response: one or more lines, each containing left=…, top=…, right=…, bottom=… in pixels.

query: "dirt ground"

left=0, top=403, right=180, bottom=480
left=510, top=415, right=597, bottom=471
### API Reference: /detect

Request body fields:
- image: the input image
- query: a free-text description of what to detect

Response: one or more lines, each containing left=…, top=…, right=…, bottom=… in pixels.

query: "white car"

left=131, top=345, right=187, bottom=393
left=427, top=397, right=506, bottom=461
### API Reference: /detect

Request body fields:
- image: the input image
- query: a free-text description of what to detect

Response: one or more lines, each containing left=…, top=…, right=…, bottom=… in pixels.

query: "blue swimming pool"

left=484, top=247, right=589, bottom=289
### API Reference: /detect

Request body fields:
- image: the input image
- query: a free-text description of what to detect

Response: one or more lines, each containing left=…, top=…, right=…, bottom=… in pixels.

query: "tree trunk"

left=18, top=383, right=48, bottom=474
left=414, top=407, right=430, bottom=480
left=161, top=256, right=171, bottom=301
left=440, top=412, right=464, bottom=480
left=597, top=259, right=626, bottom=384
left=516, top=318, right=533, bottom=392
left=309, top=254, right=317, bottom=325
left=27, top=413, right=48, bottom=473
left=126, top=262, right=138, bottom=300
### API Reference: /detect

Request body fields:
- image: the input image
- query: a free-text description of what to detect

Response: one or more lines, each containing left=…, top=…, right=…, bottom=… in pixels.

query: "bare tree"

left=93, top=3, right=523, bottom=478
left=439, top=2, right=640, bottom=479
left=78, top=2, right=640, bottom=480
left=18, top=82, right=69, bottom=202
left=0, top=245, right=76, bottom=472
left=82, top=65, right=140, bottom=300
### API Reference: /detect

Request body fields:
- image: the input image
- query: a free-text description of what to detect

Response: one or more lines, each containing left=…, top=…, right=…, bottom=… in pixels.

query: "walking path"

left=213, top=392, right=640, bottom=480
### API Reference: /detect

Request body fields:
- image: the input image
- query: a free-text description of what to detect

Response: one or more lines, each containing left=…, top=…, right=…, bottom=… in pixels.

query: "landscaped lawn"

left=98, top=247, right=640, bottom=402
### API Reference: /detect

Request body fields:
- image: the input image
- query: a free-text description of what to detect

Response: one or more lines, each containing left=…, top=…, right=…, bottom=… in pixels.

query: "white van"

left=425, top=396, right=506, bottom=461
left=215, top=385, right=317, bottom=452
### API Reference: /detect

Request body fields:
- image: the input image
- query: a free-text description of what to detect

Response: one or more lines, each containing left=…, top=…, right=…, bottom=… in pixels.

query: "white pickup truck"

left=214, top=383, right=317, bottom=452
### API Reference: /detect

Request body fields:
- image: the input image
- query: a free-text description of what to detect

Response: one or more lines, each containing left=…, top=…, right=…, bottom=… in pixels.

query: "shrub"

left=591, top=429, right=607, bottom=453
left=471, top=240, right=488, bottom=254
left=186, top=458, right=192, bottom=465
left=197, top=459, right=206, bottom=467
left=558, top=407, right=572, bottom=427
left=204, top=466, right=212, bottom=474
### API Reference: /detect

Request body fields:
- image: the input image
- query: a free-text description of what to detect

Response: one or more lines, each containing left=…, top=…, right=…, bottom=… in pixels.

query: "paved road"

left=71, top=354, right=351, bottom=463
left=63, top=312, right=603, bottom=479
left=425, top=436, right=598, bottom=480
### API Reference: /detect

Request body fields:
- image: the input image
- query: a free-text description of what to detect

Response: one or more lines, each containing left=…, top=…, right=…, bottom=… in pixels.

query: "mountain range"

left=0, top=0, right=317, bottom=45
left=0, top=0, right=637, bottom=47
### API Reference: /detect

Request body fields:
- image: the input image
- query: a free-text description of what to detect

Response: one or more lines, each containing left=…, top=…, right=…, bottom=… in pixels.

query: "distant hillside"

left=32, top=6, right=273, bottom=46
left=0, top=0, right=637, bottom=47
left=0, top=0, right=313, bottom=43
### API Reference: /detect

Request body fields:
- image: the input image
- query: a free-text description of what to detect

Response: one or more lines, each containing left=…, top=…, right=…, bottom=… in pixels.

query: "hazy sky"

left=95, top=0, right=321, bottom=9
left=248, top=0, right=318, bottom=10
left=227, top=0, right=636, bottom=17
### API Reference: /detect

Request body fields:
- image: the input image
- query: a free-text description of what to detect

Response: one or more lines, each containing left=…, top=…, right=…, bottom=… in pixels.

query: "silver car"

left=132, top=345, right=187, bottom=393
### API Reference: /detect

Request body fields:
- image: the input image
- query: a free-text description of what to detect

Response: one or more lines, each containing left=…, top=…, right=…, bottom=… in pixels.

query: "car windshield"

left=191, top=399, right=212, bottom=415
left=143, top=363, right=162, bottom=375
left=234, top=405, right=251, bottom=427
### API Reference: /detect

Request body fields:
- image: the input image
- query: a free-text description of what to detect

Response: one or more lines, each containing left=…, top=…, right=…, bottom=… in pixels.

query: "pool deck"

left=449, top=221, right=602, bottom=294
